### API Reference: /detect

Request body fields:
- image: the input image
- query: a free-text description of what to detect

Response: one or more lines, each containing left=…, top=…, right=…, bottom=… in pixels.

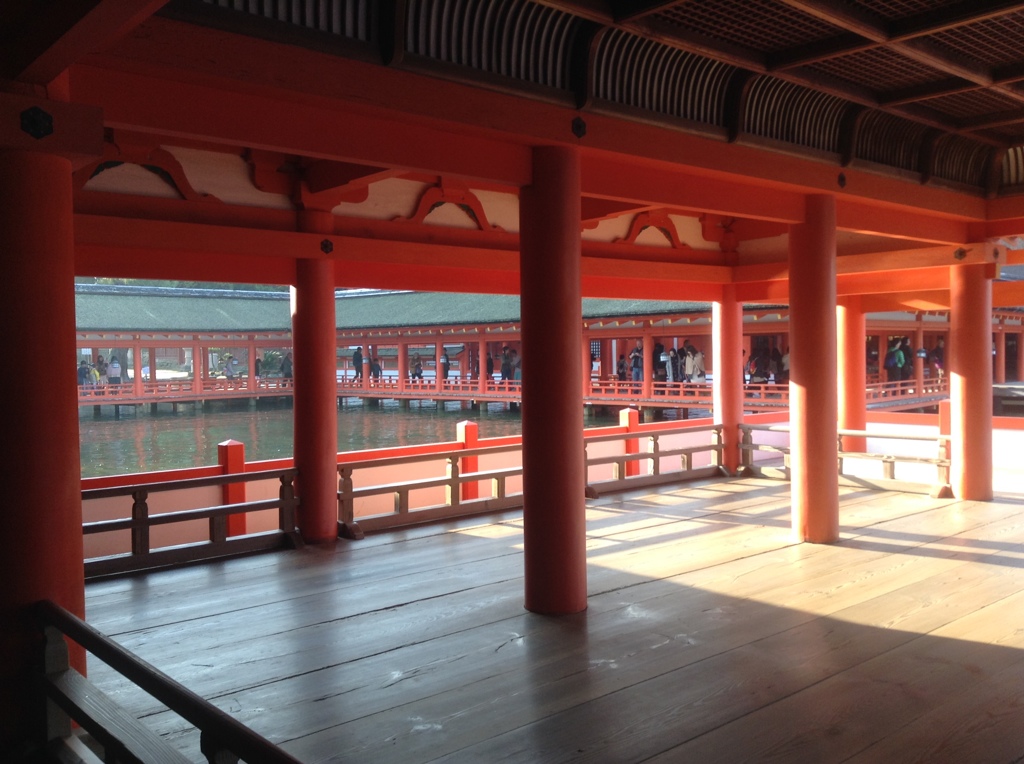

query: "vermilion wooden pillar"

left=713, top=284, right=744, bottom=473
left=788, top=195, right=839, bottom=543
left=994, top=326, right=1006, bottom=384
left=519, top=145, right=586, bottom=614
left=914, top=319, right=925, bottom=394
left=838, top=296, right=867, bottom=453
left=1017, top=331, right=1024, bottom=382
left=642, top=329, right=655, bottom=398
left=292, top=255, right=341, bottom=542
left=600, top=339, right=612, bottom=378
left=950, top=264, right=993, bottom=500
left=0, top=150, right=85, bottom=746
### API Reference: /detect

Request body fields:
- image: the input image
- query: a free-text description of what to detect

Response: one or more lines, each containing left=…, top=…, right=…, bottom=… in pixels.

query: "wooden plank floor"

left=84, top=478, right=1024, bottom=763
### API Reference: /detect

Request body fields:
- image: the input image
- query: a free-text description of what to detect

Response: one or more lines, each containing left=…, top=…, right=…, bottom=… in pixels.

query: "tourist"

left=370, top=357, right=382, bottom=379
left=930, top=338, right=945, bottom=379
left=77, top=360, right=90, bottom=386
left=410, top=352, right=423, bottom=380
left=352, top=346, right=363, bottom=380
left=500, top=346, right=512, bottom=381
left=254, top=356, right=262, bottom=379
left=617, top=354, right=627, bottom=382
left=440, top=349, right=450, bottom=380
left=108, top=355, right=122, bottom=385
left=281, top=352, right=293, bottom=381
left=689, top=344, right=706, bottom=381
left=900, top=337, right=914, bottom=381
left=486, top=352, right=494, bottom=378
left=629, top=339, right=643, bottom=382
left=883, top=338, right=904, bottom=383
left=96, top=354, right=108, bottom=386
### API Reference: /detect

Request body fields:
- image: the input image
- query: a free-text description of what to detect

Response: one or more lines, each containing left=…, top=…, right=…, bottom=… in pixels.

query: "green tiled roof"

left=75, top=285, right=724, bottom=333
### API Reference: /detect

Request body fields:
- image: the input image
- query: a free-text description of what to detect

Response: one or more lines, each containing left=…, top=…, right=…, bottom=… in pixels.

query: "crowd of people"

left=615, top=339, right=708, bottom=388
left=77, top=354, right=123, bottom=389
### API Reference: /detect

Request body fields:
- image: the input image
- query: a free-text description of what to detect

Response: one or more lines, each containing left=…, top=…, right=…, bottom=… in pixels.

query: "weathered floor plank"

left=83, top=478, right=1024, bottom=763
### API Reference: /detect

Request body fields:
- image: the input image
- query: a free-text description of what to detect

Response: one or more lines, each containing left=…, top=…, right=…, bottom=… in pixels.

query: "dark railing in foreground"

left=739, top=423, right=952, bottom=495
left=34, top=599, right=300, bottom=763
left=82, top=469, right=302, bottom=578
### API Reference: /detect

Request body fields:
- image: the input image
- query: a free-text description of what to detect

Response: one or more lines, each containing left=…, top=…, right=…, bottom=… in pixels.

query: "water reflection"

left=79, top=400, right=527, bottom=478
left=79, top=399, right=704, bottom=479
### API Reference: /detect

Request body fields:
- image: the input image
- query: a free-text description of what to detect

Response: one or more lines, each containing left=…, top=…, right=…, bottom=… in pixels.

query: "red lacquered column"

left=949, top=263, right=993, bottom=500
left=292, top=255, right=343, bottom=541
left=788, top=195, right=839, bottom=543
left=838, top=296, right=867, bottom=453
left=0, top=150, right=85, bottom=746
left=712, top=284, right=744, bottom=473
left=519, top=146, right=586, bottom=614
left=994, top=326, right=1006, bottom=384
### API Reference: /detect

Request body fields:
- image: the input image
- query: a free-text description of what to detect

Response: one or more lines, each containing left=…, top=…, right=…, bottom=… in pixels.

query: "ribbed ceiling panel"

left=743, top=77, right=846, bottom=153
left=931, top=134, right=991, bottom=186
left=200, top=0, right=372, bottom=40
left=593, top=29, right=734, bottom=126
left=854, top=111, right=931, bottom=171
left=406, top=0, right=577, bottom=90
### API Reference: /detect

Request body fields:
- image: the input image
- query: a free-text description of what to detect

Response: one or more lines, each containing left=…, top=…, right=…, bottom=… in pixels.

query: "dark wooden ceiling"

left=9, top=1, right=1024, bottom=194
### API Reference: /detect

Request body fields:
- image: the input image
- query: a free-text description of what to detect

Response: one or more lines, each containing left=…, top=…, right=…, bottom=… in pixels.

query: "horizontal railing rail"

left=82, top=468, right=302, bottom=578
left=34, top=599, right=301, bottom=763
left=80, top=374, right=952, bottom=413
left=739, top=423, right=951, bottom=493
left=338, top=422, right=725, bottom=535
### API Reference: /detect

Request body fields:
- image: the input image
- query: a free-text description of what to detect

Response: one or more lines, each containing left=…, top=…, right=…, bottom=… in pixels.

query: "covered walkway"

left=84, top=478, right=1024, bottom=762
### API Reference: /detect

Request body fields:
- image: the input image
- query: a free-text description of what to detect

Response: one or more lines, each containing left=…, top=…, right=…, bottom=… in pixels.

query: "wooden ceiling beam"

left=2, top=0, right=169, bottom=84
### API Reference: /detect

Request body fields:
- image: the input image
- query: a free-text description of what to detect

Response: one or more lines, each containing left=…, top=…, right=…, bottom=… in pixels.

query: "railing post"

left=200, top=730, right=239, bottom=764
left=457, top=421, right=479, bottom=501
left=446, top=457, right=461, bottom=507
left=739, top=426, right=753, bottom=471
left=711, top=425, right=724, bottom=470
left=648, top=435, right=660, bottom=476
left=620, top=407, right=641, bottom=477
left=217, top=440, right=247, bottom=539
left=337, top=466, right=363, bottom=539
left=40, top=625, right=72, bottom=743
left=278, top=472, right=303, bottom=548
left=131, top=489, right=150, bottom=557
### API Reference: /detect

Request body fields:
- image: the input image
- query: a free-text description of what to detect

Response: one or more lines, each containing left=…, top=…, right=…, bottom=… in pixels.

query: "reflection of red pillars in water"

left=219, top=439, right=247, bottom=536
left=620, top=407, right=641, bottom=477
left=458, top=421, right=479, bottom=500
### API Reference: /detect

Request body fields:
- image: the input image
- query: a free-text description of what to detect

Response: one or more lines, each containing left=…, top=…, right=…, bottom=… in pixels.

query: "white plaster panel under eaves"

left=164, top=146, right=293, bottom=209
left=83, top=163, right=181, bottom=199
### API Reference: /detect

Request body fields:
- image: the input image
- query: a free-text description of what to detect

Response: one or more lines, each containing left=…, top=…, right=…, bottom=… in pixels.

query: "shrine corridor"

left=84, top=478, right=1024, bottom=763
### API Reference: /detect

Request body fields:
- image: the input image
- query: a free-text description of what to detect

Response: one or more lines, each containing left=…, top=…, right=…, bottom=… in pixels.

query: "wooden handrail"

left=82, top=468, right=296, bottom=500
left=337, top=422, right=725, bottom=534
left=83, top=471, right=301, bottom=578
left=34, top=599, right=301, bottom=763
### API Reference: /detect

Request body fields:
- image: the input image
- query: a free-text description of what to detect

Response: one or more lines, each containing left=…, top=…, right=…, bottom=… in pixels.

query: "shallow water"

left=79, top=399, right=665, bottom=478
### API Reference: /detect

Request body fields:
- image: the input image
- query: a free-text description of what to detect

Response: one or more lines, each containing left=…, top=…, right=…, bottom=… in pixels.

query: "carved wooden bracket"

left=619, top=210, right=688, bottom=249
left=74, top=130, right=217, bottom=202
left=399, top=179, right=502, bottom=231
left=700, top=213, right=739, bottom=253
